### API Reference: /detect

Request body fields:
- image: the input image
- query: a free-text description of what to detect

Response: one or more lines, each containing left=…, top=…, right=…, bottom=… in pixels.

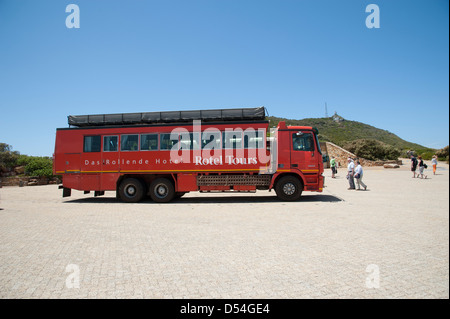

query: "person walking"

left=347, top=157, right=355, bottom=190
left=411, top=154, right=418, bottom=178
left=354, top=160, right=367, bottom=191
left=330, top=156, right=337, bottom=178
left=417, top=156, right=428, bottom=179
left=431, top=155, right=438, bottom=175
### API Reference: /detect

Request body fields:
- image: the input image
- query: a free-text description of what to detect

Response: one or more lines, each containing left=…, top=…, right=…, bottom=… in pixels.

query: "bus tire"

left=275, top=175, right=303, bottom=201
left=150, top=178, right=175, bottom=203
left=118, top=178, right=145, bottom=203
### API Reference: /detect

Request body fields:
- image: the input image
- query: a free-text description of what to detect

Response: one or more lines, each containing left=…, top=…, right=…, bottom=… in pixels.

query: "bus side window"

left=121, top=134, right=139, bottom=151
left=223, top=131, right=243, bottom=149
left=141, top=134, right=158, bottom=151
left=244, top=130, right=264, bottom=149
left=84, top=136, right=101, bottom=152
left=103, top=136, right=118, bottom=152
left=201, top=131, right=221, bottom=150
left=160, top=133, right=179, bottom=150
left=180, top=132, right=200, bottom=150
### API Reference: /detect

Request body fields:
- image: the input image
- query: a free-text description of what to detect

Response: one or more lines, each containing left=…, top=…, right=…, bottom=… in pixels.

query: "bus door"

left=81, top=135, right=101, bottom=190
left=290, top=131, right=319, bottom=179
left=101, top=135, right=120, bottom=189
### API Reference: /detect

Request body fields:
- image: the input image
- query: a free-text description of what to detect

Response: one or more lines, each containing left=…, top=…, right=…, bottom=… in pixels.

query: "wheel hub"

left=283, top=183, right=296, bottom=196
left=155, top=184, right=168, bottom=198
left=126, top=185, right=136, bottom=196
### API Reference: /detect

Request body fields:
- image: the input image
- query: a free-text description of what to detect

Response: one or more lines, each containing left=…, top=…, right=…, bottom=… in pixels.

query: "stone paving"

left=0, top=164, right=448, bottom=298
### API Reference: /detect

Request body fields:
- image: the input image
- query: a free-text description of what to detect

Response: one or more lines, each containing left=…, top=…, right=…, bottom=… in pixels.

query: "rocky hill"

left=267, top=113, right=434, bottom=155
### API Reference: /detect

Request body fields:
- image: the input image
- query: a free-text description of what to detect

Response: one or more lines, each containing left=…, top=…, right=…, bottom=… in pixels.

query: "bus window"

left=83, top=136, right=101, bottom=152
left=141, top=134, right=158, bottom=151
left=160, top=133, right=179, bottom=150
left=223, top=131, right=243, bottom=149
left=315, top=133, right=322, bottom=154
left=180, top=132, right=200, bottom=150
left=244, top=130, right=264, bottom=149
left=121, top=135, right=139, bottom=151
left=201, top=131, right=221, bottom=149
left=103, top=136, right=118, bottom=152
left=292, top=133, right=315, bottom=151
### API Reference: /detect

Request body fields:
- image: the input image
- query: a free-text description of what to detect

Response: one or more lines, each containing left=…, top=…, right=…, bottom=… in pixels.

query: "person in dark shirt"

left=411, top=155, right=418, bottom=178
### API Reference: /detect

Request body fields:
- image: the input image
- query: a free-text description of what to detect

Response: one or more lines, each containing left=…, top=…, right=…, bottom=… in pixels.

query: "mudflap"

left=62, top=187, right=72, bottom=197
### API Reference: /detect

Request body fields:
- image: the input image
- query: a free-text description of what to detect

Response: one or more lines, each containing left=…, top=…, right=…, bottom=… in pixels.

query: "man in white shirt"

left=347, top=158, right=355, bottom=190
left=354, top=160, right=367, bottom=191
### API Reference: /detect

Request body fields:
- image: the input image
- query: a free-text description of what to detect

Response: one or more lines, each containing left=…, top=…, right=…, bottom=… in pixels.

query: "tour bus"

left=53, top=107, right=324, bottom=202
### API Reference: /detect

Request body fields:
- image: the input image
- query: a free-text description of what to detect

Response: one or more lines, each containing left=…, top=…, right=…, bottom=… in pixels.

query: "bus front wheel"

left=275, top=176, right=303, bottom=201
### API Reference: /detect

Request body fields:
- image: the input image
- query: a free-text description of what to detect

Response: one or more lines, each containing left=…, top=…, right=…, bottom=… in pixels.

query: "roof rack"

left=68, top=107, right=267, bottom=127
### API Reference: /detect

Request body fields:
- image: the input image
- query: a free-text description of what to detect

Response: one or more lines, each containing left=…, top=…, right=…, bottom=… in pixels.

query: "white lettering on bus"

left=195, top=156, right=223, bottom=166
left=194, top=156, right=257, bottom=166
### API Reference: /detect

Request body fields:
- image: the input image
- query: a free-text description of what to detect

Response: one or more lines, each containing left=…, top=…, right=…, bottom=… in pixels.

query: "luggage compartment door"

left=64, top=153, right=81, bottom=173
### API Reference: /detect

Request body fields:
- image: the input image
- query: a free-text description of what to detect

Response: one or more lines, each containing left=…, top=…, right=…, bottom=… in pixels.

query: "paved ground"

left=0, top=161, right=448, bottom=299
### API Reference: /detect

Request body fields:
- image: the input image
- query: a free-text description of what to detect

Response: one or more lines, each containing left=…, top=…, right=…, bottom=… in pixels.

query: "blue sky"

left=0, top=0, right=448, bottom=156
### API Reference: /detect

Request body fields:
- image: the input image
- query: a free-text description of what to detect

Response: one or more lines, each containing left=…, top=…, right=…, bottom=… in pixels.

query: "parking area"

left=0, top=163, right=448, bottom=298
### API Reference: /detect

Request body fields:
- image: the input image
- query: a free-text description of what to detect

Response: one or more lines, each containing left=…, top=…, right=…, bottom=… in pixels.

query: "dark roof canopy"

left=68, top=107, right=267, bottom=127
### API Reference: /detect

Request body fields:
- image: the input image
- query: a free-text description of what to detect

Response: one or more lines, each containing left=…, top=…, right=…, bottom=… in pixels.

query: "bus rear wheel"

left=275, top=176, right=303, bottom=201
left=150, top=178, right=175, bottom=203
left=118, top=178, right=145, bottom=203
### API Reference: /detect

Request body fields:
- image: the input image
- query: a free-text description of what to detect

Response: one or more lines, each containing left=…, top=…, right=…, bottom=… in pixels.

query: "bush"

left=1, top=143, right=55, bottom=178
left=436, top=145, right=449, bottom=156
left=0, top=143, right=20, bottom=170
left=435, top=145, right=449, bottom=163
left=17, top=154, right=31, bottom=166
left=418, top=150, right=434, bottom=161
left=343, top=139, right=401, bottom=161
left=24, top=156, right=54, bottom=178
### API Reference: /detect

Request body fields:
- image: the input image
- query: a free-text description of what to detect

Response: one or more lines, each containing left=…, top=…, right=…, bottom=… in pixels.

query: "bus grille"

left=197, top=174, right=272, bottom=186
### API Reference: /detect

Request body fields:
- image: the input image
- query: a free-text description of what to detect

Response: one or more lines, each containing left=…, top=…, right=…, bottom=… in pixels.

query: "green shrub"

left=17, top=154, right=31, bottom=166
left=343, top=139, right=401, bottom=161
left=1, top=144, right=55, bottom=178
left=24, top=156, right=54, bottom=178
left=0, top=143, right=20, bottom=170
left=436, top=145, right=449, bottom=156
left=418, top=150, right=434, bottom=161
left=435, top=146, right=449, bottom=162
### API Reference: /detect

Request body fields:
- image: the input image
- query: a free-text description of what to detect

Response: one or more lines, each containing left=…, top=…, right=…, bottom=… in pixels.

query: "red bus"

left=53, top=107, right=324, bottom=202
